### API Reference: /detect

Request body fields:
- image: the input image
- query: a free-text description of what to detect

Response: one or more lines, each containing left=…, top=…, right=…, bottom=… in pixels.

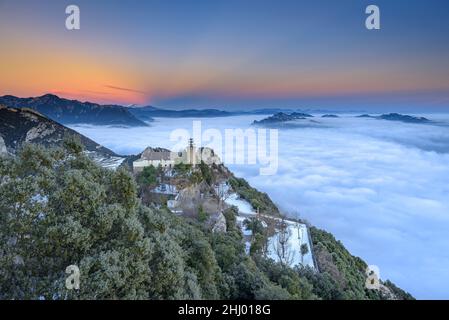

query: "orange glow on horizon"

left=0, top=37, right=148, bottom=105
left=1, top=34, right=448, bottom=107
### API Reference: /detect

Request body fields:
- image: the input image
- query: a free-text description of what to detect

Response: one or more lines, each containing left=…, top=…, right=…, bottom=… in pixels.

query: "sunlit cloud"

left=105, top=85, right=147, bottom=95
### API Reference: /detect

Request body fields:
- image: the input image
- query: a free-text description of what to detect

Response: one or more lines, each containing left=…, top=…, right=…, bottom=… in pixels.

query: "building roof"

left=140, top=147, right=172, bottom=161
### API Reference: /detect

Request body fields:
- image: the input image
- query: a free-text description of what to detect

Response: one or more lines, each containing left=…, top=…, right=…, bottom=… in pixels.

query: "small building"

left=133, top=147, right=179, bottom=173
left=132, top=141, right=221, bottom=173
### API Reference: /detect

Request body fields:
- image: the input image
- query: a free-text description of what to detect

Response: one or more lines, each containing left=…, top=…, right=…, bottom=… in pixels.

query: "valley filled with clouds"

left=70, top=114, right=449, bottom=299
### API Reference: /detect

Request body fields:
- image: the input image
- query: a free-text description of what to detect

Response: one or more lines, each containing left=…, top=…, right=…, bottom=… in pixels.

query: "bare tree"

left=274, top=217, right=294, bottom=267
left=215, top=181, right=231, bottom=211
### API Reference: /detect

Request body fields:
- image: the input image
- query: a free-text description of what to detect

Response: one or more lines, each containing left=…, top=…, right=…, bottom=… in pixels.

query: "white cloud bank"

left=70, top=114, right=449, bottom=299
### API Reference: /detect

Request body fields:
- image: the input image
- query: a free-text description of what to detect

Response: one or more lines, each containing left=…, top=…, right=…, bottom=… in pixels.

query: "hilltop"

left=252, top=112, right=314, bottom=127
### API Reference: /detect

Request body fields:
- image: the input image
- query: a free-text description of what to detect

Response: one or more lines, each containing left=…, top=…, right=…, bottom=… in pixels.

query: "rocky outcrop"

left=25, top=122, right=56, bottom=142
left=252, top=112, right=314, bottom=126
left=211, top=212, right=227, bottom=233
left=0, top=106, right=123, bottom=167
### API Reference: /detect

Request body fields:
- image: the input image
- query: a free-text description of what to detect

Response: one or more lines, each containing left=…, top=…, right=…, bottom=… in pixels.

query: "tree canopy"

left=0, top=139, right=413, bottom=300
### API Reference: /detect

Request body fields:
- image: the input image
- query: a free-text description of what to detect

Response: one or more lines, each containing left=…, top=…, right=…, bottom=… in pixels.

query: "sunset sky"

left=1, top=0, right=449, bottom=110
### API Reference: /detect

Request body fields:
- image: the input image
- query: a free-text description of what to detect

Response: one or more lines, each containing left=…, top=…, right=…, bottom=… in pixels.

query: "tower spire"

left=188, top=138, right=196, bottom=166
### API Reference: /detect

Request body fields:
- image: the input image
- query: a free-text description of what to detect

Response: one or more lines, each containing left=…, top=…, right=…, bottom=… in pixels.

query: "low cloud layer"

left=70, top=114, right=449, bottom=299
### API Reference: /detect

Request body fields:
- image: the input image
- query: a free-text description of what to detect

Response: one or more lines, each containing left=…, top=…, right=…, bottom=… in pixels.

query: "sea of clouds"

left=70, top=114, right=449, bottom=299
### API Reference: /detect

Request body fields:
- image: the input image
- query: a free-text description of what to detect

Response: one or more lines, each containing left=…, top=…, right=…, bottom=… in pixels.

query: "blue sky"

left=0, top=0, right=448, bottom=110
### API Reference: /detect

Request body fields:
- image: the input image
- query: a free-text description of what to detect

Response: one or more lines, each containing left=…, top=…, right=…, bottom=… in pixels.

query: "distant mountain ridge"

left=0, top=94, right=148, bottom=126
left=321, top=114, right=339, bottom=118
left=356, top=113, right=431, bottom=124
left=253, top=112, right=433, bottom=128
left=0, top=94, right=367, bottom=123
left=127, top=106, right=355, bottom=119
left=127, top=105, right=233, bottom=119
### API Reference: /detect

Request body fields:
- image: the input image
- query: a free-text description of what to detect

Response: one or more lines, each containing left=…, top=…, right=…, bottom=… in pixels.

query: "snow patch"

left=0, top=136, right=7, bottom=155
left=227, top=191, right=315, bottom=268
left=225, top=193, right=257, bottom=216
left=267, top=221, right=315, bottom=269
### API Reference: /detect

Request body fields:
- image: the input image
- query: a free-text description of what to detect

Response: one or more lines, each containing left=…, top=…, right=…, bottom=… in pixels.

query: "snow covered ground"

left=266, top=221, right=315, bottom=268
left=225, top=193, right=257, bottom=216
left=226, top=192, right=315, bottom=269
left=87, top=151, right=125, bottom=170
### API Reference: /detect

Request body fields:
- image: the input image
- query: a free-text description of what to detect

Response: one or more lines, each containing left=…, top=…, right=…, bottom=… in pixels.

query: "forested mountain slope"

left=0, top=138, right=413, bottom=300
